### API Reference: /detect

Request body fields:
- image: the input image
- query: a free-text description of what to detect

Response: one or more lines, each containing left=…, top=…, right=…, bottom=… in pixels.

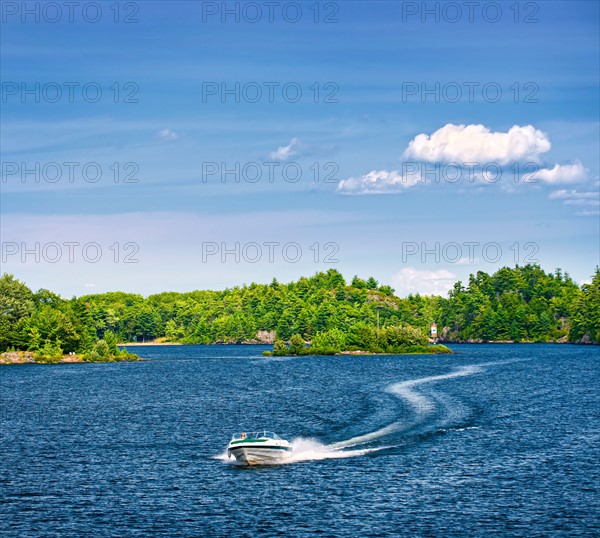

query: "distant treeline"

left=1, top=265, right=598, bottom=357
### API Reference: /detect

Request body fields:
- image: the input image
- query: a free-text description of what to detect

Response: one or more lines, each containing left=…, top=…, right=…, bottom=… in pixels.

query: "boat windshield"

left=231, top=431, right=282, bottom=441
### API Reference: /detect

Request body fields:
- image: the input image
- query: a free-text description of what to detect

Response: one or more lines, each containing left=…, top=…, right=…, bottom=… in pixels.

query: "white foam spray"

left=285, top=437, right=389, bottom=463
left=214, top=438, right=389, bottom=466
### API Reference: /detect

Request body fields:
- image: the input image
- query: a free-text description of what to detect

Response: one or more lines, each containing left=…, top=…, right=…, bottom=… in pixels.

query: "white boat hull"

left=228, top=445, right=292, bottom=465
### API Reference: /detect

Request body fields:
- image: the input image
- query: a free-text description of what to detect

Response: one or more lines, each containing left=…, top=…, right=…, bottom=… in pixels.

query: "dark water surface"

left=1, top=344, right=599, bottom=537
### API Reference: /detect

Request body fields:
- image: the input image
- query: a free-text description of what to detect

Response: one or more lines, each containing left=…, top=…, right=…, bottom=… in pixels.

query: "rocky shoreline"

left=437, top=337, right=596, bottom=345
left=0, top=351, right=141, bottom=365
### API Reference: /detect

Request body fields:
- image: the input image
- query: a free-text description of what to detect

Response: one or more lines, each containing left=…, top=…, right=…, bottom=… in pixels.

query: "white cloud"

left=549, top=189, right=599, bottom=208
left=403, top=123, right=551, bottom=165
left=157, top=128, right=178, bottom=141
left=391, top=268, right=457, bottom=297
left=336, top=122, right=591, bottom=197
left=525, top=161, right=588, bottom=184
left=269, top=137, right=299, bottom=161
left=549, top=187, right=599, bottom=216
left=337, top=169, right=424, bottom=194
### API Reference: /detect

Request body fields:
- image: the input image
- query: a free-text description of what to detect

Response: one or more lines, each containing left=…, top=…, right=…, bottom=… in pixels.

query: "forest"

left=1, top=264, right=598, bottom=360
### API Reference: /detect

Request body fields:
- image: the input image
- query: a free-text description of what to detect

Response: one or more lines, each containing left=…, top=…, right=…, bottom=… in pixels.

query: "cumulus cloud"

left=157, top=128, right=178, bottom=141
left=523, top=161, right=588, bottom=184
left=337, top=122, right=591, bottom=195
left=337, top=169, right=424, bottom=194
left=269, top=137, right=300, bottom=161
left=403, top=123, right=551, bottom=165
left=391, top=268, right=457, bottom=297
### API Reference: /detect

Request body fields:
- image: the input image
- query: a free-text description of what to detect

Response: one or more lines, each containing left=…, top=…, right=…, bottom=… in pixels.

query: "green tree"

left=288, top=334, right=307, bottom=355
left=35, top=337, right=64, bottom=363
left=346, top=322, right=378, bottom=351
left=87, top=339, right=110, bottom=362
left=379, top=325, right=428, bottom=351
left=104, top=331, right=120, bottom=356
left=312, top=329, right=346, bottom=355
left=273, top=339, right=288, bottom=356
left=0, top=274, right=35, bottom=351
left=27, top=327, right=42, bottom=351
left=351, top=276, right=367, bottom=289
left=366, top=277, right=379, bottom=290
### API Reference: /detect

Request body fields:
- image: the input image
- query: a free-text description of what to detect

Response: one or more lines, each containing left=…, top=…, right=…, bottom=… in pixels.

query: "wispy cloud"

left=157, top=129, right=179, bottom=141
left=269, top=137, right=300, bottom=161
left=550, top=187, right=600, bottom=216
left=549, top=188, right=599, bottom=202
left=337, top=169, right=424, bottom=195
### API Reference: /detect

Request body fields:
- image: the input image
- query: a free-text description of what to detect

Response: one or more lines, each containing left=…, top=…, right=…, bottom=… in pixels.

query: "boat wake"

left=285, top=438, right=390, bottom=463
left=217, top=359, right=523, bottom=465
left=215, top=437, right=391, bottom=465
left=328, top=364, right=482, bottom=449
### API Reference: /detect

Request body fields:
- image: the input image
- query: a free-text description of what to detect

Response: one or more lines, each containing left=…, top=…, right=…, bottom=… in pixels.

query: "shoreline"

left=118, top=342, right=182, bottom=346
left=438, top=340, right=597, bottom=345
left=0, top=351, right=142, bottom=365
left=3, top=340, right=596, bottom=365
left=117, top=340, right=597, bottom=347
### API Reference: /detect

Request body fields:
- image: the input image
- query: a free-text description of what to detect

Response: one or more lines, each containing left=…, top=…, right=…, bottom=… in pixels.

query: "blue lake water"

left=1, top=344, right=599, bottom=537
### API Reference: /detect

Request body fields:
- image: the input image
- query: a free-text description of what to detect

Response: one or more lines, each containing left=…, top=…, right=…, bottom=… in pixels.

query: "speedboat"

left=226, top=431, right=292, bottom=465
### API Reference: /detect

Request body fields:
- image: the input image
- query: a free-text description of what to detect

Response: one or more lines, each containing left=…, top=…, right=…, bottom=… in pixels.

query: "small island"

left=0, top=332, right=139, bottom=365
left=263, top=324, right=452, bottom=356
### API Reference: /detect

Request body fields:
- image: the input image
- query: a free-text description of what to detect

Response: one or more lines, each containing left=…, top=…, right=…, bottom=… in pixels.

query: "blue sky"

left=1, top=0, right=599, bottom=296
